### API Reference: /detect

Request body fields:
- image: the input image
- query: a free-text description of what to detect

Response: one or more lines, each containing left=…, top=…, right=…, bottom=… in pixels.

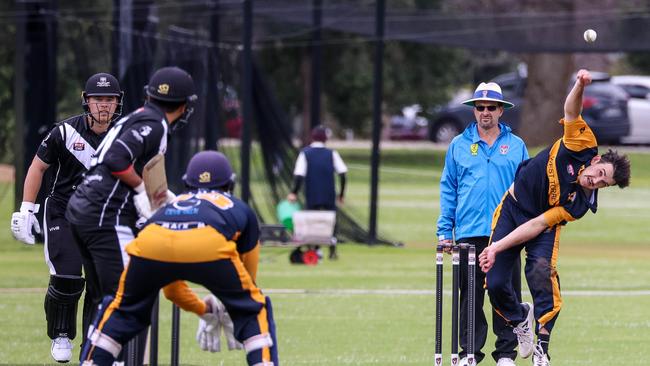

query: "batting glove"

left=196, top=295, right=223, bottom=352
left=10, top=202, right=41, bottom=245
left=166, top=189, right=177, bottom=204
left=133, top=182, right=153, bottom=219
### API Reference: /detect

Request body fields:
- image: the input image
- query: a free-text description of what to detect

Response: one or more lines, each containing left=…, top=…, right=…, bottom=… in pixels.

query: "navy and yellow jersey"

left=126, top=189, right=260, bottom=263
left=513, top=116, right=599, bottom=226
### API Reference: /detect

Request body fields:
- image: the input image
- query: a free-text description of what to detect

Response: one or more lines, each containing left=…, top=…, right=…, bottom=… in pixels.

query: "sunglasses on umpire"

left=474, top=105, right=499, bottom=112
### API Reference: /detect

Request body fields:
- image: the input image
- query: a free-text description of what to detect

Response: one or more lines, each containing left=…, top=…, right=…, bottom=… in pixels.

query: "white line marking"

left=4, top=288, right=650, bottom=297
left=5, top=288, right=650, bottom=297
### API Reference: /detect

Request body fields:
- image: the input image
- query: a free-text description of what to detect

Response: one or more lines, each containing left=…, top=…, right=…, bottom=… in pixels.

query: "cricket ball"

left=584, top=29, right=597, bottom=43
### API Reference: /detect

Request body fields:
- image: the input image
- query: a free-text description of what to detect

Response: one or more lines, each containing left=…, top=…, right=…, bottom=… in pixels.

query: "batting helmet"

left=145, top=66, right=198, bottom=130
left=183, top=150, right=236, bottom=191
left=82, top=72, right=124, bottom=123
left=145, top=66, right=196, bottom=102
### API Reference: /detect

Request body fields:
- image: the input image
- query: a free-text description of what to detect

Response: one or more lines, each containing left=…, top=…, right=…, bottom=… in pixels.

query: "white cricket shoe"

left=513, top=302, right=535, bottom=358
left=496, top=357, right=516, bottom=366
left=51, top=337, right=73, bottom=363
left=533, top=343, right=551, bottom=366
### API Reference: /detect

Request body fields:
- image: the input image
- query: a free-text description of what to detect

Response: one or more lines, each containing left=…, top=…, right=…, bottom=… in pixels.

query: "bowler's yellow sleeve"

left=543, top=206, right=576, bottom=227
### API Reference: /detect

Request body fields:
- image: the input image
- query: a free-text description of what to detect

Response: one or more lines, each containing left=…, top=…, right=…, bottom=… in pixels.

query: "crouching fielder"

left=80, top=150, right=278, bottom=366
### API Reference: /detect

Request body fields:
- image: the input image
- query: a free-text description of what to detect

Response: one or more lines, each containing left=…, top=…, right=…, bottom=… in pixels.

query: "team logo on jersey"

left=97, top=77, right=110, bottom=87
left=73, top=142, right=85, bottom=151
left=499, top=144, right=509, bottom=155
left=157, top=83, right=170, bottom=95
left=566, top=164, right=575, bottom=176
left=199, top=171, right=211, bottom=183
left=139, top=125, right=152, bottom=136
left=567, top=191, right=577, bottom=202
left=580, top=127, right=586, bottom=134
left=470, top=143, right=479, bottom=156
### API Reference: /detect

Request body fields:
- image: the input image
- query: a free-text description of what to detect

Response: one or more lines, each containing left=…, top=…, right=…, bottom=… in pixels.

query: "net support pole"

left=368, top=0, right=385, bottom=244
left=240, top=0, right=253, bottom=203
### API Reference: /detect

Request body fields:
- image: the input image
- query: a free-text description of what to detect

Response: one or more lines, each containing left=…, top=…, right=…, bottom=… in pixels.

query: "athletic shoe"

left=533, top=343, right=551, bottom=366
left=51, top=337, right=73, bottom=363
left=496, top=357, right=516, bottom=366
left=328, top=245, right=338, bottom=260
left=513, top=302, right=535, bottom=358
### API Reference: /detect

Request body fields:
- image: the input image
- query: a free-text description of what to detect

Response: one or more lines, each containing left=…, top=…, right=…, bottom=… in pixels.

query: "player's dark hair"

left=148, top=98, right=185, bottom=113
left=600, top=149, right=631, bottom=188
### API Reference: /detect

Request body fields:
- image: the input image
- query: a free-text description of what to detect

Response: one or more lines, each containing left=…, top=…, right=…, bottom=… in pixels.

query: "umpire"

left=65, top=66, right=196, bottom=363
left=437, top=82, right=528, bottom=366
left=10, top=73, right=122, bottom=363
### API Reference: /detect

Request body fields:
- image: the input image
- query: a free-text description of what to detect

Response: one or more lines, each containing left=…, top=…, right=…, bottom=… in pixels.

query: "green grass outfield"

left=0, top=147, right=648, bottom=365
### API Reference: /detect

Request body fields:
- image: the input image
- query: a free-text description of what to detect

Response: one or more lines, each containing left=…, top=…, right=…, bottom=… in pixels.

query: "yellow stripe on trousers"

left=538, top=226, right=563, bottom=327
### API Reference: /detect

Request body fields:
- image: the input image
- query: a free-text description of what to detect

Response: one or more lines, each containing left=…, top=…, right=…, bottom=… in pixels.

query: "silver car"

left=611, top=75, right=650, bottom=144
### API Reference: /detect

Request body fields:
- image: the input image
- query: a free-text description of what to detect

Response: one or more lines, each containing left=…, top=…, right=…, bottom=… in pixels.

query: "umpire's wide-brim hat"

left=461, top=82, right=514, bottom=109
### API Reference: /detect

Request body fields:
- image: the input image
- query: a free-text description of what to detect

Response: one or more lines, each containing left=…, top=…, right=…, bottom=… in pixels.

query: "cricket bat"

left=142, top=153, right=168, bottom=210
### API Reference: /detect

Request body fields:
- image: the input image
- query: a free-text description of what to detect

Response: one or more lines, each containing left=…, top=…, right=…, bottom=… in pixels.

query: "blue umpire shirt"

left=436, top=122, right=529, bottom=241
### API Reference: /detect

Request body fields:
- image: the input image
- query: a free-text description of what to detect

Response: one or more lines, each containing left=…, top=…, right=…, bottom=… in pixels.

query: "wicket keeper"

left=80, top=151, right=278, bottom=366
left=479, top=69, right=631, bottom=366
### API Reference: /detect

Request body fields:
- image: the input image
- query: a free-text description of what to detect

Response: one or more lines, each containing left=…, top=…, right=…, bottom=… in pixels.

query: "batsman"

left=11, top=72, right=123, bottom=363
left=79, top=151, right=278, bottom=366
left=479, top=69, right=631, bottom=366
left=65, top=66, right=197, bottom=362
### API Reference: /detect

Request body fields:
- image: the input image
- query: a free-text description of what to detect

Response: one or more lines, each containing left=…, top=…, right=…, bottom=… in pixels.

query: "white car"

left=611, top=75, right=650, bottom=144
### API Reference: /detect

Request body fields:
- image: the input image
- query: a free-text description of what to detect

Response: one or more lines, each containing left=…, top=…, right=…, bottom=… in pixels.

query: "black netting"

left=18, top=0, right=650, bottom=245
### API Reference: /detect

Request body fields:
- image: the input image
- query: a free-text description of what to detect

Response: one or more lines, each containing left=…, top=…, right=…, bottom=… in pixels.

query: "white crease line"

left=265, top=288, right=650, bottom=297
left=4, top=288, right=650, bottom=297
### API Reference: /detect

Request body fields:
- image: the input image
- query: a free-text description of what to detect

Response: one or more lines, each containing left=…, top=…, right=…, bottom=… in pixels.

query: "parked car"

left=388, top=104, right=429, bottom=140
left=428, top=71, right=630, bottom=144
left=611, top=75, right=650, bottom=144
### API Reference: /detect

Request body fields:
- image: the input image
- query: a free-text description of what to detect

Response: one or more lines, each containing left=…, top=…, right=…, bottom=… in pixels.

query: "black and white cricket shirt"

left=37, top=115, right=106, bottom=207
left=65, top=103, right=169, bottom=228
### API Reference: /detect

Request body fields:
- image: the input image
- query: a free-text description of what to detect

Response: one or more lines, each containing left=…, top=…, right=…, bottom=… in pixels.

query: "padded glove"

left=10, top=202, right=41, bottom=245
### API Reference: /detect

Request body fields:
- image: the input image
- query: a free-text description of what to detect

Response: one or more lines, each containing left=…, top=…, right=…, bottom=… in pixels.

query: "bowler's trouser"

left=486, top=193, right=563, bottom=334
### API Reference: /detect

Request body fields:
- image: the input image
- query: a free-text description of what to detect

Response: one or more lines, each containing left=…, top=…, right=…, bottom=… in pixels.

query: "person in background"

left=287, top=125, right=348, bottom=259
